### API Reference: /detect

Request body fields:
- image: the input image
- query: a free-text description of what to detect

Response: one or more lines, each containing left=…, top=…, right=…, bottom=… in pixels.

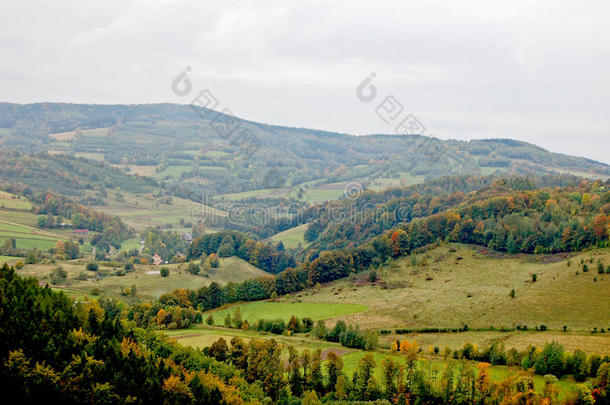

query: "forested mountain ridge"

left=0, top=150, right=157, bottom=196
left=0, top=102, right=607, bottom=198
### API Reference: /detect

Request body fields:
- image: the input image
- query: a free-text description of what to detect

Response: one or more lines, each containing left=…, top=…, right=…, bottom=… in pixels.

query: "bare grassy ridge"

left=297, top=243, right=610, bottom=332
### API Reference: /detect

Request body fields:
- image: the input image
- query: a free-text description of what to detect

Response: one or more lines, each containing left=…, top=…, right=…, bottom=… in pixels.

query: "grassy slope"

left=19, top=256, right=268, bottom=300
left=0, top=203, right=68, bottom=249
left=165, top=326, right=346, bottom=356
left=297, top=243, right=610, bottom=332
left=0, top=255, right=23, bottom=262
left=269, top=224, right=309, bottom=249
left=206, top=301, right=369, bottom=326
left=92, top=191, right=225, bottom=232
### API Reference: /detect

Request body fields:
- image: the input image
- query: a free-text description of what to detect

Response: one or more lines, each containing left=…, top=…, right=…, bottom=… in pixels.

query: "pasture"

left=0, top=255, right=22, bottom=263
left=296, top=243, right=610, bottom=332
left=206, top=301, right=369, bottom=326
left=92, top=191, right=226, bottom=231
left=0, top=215, right=67, bottom=250
left=0, top=191, right=32, bottom=210
left=269, top=224, right=309, bottom=249
left=20, top=256, right=268, bottom=300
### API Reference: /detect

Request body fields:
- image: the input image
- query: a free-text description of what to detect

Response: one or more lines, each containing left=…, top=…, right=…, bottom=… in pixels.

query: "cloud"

left=0, top=0, right=608, bottom=163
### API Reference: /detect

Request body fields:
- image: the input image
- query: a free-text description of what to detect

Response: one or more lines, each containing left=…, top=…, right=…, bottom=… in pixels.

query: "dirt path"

left=319, top=348, right=349, bottom=360
left=171, top=333, right=202, bottom=340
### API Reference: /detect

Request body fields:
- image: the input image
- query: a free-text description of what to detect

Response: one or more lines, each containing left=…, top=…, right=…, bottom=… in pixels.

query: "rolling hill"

left=297, top=243, right=610, bottom=332
left=0, top=102, right=608, bottom=200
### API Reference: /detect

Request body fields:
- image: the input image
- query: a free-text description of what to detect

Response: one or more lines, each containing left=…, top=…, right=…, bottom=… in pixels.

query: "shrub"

left=206, top=314, right=214, bottom=325
left=14, top=261, right=24, bottom=269
left=86, top=262, right=99, bottom=271
left=49, top=266, right=67, bottom=285
left=531, top=273, right=537, bottom=282
left=187, top=262, right=199, bottom=275
left=208, top=253, right=220, bottom=268
left=224, top=313, right=232, bottom=327
left=160, top=267, right=170, bottom=277
left=124, top=261, right=134, bottom=271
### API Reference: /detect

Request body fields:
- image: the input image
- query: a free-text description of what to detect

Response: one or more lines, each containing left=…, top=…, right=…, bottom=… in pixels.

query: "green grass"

left=368, top=173, right=425, bottom=191
left=150, top=165, right=192, bottom=180
left=0, top=255, right=22, bottom=263
left=120, top=238, right=141, bottom=251
left=165, top=326, right=343, bottom=353
left=0, top=191, right=32, bottom=210
left=92, top=192, right=226, bottom=232
left=0, top=209, right=39, bottom=226
left=269, top=224, right=309, bottom=249
left=0, top=218, right=66, bottom=250
left=207, top=301, right=369, bottom=326
left=298, top=243, right=610, bottom=331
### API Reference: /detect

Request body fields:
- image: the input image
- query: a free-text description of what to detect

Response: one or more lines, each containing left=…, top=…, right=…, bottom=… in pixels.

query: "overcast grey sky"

left=1, top=0, right=609, bottom=163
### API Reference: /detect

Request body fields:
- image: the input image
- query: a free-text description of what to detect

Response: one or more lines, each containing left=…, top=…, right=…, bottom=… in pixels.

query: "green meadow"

left=207, top=301, right=369, bottom=326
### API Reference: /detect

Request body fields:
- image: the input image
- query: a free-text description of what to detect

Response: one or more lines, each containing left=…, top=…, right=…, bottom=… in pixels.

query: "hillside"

left=18, top=256, right=268, bottom=301
left=0, top=102, right=608, bottom=200
left=297, top=243, right=610, bottom=331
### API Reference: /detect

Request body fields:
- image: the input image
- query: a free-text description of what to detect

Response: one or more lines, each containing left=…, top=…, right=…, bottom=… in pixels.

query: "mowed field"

left=0, top=209, right=67, bottom=250
left=296, top=243, right=610, bottom=332
left=19, top=256, right=268, bottom=300
left=206, top=301, right=369, bottom=326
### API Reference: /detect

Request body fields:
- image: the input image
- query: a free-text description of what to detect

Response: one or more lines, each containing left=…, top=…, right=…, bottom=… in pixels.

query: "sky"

left=1, top=0, right=609, bottom=164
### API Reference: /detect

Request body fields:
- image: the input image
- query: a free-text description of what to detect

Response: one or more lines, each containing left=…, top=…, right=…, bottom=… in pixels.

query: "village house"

left=152, top=253, right=163, bottom=266
left=73, top=229, right=89, bottom=237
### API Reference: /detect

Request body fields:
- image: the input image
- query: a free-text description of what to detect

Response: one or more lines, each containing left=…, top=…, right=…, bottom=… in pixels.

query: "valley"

left=0, top=103, right=609, bottom=404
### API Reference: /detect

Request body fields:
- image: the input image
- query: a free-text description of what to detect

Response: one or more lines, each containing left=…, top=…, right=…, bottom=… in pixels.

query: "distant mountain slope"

left=0, top=102, right=608, bottom=197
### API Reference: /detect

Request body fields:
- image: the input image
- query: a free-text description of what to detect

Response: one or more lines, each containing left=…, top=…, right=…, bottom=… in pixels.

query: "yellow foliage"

left=162, top=375, right=194, bottom=401
left=120, top=337, right=143, bottom=358
left=156, top=308, right=168, bottom=325
left=71, top=327, right=98, bottom=345
left=84, top=299, right=104, bottom=323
